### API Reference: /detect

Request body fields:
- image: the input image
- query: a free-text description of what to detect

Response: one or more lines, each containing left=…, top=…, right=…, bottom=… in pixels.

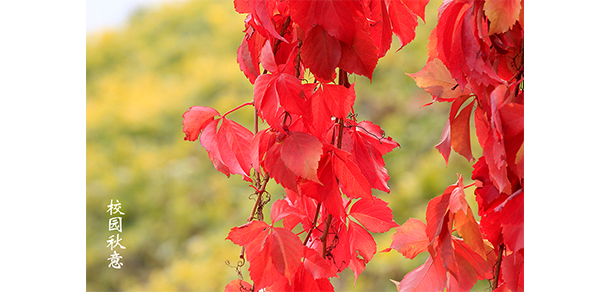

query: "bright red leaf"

left=348, top=221, right=377, bottom=284
left=435, top=119, right=451, bottom=165
left=397, top=255, right=447, bottom=292
left=388, top=0, right=428, bottom=49
left=226, top=220, right=270, bottom=247
left=269, top=227, right=304, bottom=284
left=217, top=118, right=254, bottom=176
left=303, top=246, right=337, bottom=279
left=281, top=131, right=323, bottom=183
left=338, top=25, right=379, bottom=80
left=349, top=196, right=398, bottom=233
left=301, top=25, right=341, bottom=82
left=349, top=121, right=399, bottom=192
left=182, top=106, right=220, bottom=141
left=333, top=147, right=372, bottom=201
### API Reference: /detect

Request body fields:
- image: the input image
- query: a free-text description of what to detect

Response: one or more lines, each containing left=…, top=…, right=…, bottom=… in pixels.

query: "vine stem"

left=303, top=202, right=322, bottom=245
left=320, top=70, right=349, bottom=257
left=320, top=214, right=333, bottom=257
left=222, top=101, right=254, bottom=118
left=491, top=243, right=505, bottom=290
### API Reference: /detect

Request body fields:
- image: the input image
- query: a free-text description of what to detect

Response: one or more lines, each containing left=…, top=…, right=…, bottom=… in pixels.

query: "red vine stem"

left=303, top=202, right=322, bottom=245
left=222, top=101, right=253, bottom=118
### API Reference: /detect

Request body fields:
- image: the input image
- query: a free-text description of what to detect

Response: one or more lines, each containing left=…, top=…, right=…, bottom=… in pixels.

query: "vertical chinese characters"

left=106, top=199, right=125, bottom=269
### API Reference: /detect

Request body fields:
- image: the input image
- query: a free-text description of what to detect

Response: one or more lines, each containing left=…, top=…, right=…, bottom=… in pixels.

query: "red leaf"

left=292, top=265, right=335, bottom=292
left=198, top=119, right=231, bottom=177
left=368, top=0, right=393, bottom=58
left=301, top=25, right=341, bottom=82
left=390, top=218, right=429, bottom=259
left=270, top=199, right=303, bottom=227
left=182, top=106, right=220, bottom=141
left=251, top=129, right=275, bottom=173
left=388, top=0, right=427, bottom=49
left=270, top=227, right=304, bottom=284
left=237, top=27, right=264, bottom=84
left=303, top=84, right=329, bottom=139
left=260, top=39, right=278, bottom=73
left=452, top=238, right=494, bottom=280
left=450, top=96, right=475, bottom=162
left=249, top=0, right=286, bottom=42
left=482, top=125, right=511, bottom=194
left=349, top=221, right=376, bottom=262
left=264, top=142, right=299, bottom=191
left=499, top=103, right=524, bottom=181
left=348, top=221, right=377, bottom=284
left=289, top=0, right=357, bottom=44
left=500, top=250, right=524, bottom=291
left=425, top=188, right=451, bottom=242
left=349, top=121, right=399, bottom=192
left=249, top=237, right=285, bottom=290
left=435, top=119, right=451, bottom=165
left=217, top=118, right=254, bottom=176
left=224, top=279, right=252, bottom=292
left=349, top=196, right=398, bottom=233
left=303, top=247, right=337, bottom=279
left=226, top=220, right=270, bottom=247
left=300, top=151, right=346, bottom=220
left=397, top=255, right=446, bottom=292
left=281, top=131, right=323, bottom=183
left=253, top=73, right=282, bottom=129
left=338, top=25, right=379, bottom=80
left=333, top=148, right=372, bottom=200
left=276, top=73, right=306, bottom=116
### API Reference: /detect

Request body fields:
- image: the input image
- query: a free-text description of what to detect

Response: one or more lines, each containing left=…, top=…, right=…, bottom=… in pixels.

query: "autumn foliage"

left=183, top=0, right=523, bottom=291
left=391, top=0, right=524, bottom=291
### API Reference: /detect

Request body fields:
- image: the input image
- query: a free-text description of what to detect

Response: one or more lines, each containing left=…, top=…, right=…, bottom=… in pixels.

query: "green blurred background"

left=86, top=0, right=480, bottom=291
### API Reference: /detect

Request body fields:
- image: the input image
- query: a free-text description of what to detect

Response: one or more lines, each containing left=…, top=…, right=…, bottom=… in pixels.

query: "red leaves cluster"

left=225, top=195, right=399, bottom=291
left=237, top=0, right=428, bottom=84
left=390, top=176, right=495, bottom=292
left=183, top=0, right=430, bottom=291
left=398, top=0, right=524, bottom=291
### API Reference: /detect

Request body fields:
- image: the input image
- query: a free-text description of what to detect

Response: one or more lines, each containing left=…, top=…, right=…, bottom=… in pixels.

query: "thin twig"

left=303, top=202, right=322, bottom=245
left=321, top=214, right=333, bottom=257
left=492, top=244, right=505, bottom=290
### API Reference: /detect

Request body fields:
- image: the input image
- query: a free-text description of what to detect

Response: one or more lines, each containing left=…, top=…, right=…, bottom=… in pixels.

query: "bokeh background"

left=86, top=0, right=483, bottom=290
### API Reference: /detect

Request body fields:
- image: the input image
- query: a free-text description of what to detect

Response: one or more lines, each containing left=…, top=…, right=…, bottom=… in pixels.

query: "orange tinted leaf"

left=407, top=59, right=471, bottom=104
left=454, top=209, right=486, bottom=259
left=484, top=0, right=522, bottom=35
left=390, top=218, right=429, bottom=259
